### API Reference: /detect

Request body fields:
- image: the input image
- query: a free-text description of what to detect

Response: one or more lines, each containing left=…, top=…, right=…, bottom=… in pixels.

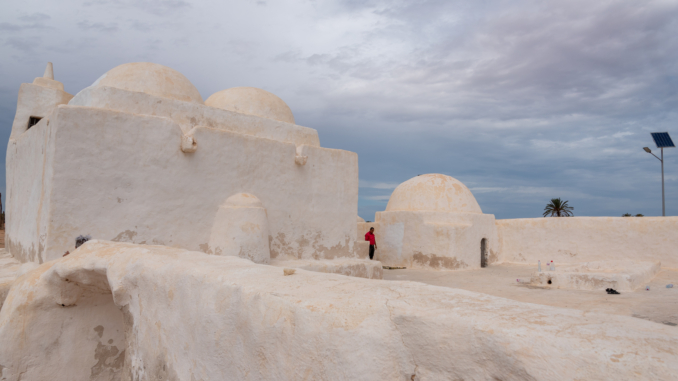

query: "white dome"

left=385, top=174, right=482, bottom=214
left=205, top=87, right=295, bottom=124
left=91, top=62, right=203, bottom=104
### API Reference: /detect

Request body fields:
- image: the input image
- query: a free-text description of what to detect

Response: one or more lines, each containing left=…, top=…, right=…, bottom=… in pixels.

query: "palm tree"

left=543, top=198, right=574, bottom=217
left=622, top=213, right=632, bottom=217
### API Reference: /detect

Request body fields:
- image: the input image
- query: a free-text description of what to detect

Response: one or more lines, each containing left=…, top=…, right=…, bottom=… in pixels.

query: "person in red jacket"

left=365, top=227, right=377, bottom=260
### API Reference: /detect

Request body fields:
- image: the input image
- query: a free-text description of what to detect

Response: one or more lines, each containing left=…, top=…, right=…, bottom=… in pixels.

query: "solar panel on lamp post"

left=643, top=132, right=675, bottom=216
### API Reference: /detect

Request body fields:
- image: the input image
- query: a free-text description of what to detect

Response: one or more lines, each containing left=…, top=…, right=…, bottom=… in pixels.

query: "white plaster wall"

left=1, top=241, right=676, bottom=380
left=6, top=82, right=74, bottom=262
left=375, top=211, right=498, bottom=269
left=10, top=83, right=73, bottom=140
left=497, top=217, right=678, bottom=268
left=69, top=86, right=319, bottom=147
left=9, top=105, right=358, bottom=262
left=5, top=118, right=58, bottom=263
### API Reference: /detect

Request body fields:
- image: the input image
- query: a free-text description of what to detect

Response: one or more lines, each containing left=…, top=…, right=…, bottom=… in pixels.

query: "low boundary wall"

left=497, top=217, right=678, bottom=269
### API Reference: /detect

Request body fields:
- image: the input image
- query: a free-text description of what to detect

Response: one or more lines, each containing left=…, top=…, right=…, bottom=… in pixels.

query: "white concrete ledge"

left=530, top=260, right=661, bottom=291
left=270, top=258, right=383, bottom=279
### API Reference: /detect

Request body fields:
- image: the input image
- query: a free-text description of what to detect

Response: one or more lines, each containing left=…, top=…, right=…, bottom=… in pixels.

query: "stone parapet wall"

left=497, top=217, right=678, bottom=268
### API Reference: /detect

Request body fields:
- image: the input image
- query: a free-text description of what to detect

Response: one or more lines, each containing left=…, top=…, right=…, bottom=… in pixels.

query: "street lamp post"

left=643, top=132, right=675, bottom=217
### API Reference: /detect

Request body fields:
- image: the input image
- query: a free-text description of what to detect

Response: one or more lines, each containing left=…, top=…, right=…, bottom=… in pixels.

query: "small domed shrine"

left=373, top=174, right=498, bottom=269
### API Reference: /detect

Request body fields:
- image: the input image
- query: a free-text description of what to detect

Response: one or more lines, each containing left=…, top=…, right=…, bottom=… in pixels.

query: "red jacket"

left=365, top=231, right=376, bottom=245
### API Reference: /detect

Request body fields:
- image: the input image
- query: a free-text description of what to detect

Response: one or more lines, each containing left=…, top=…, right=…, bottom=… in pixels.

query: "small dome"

left=223, top=193, right=264, bottom=208
left=91, top=62, right=203, bottom=103
left=205, top=87, right=295, bottom=124
left=385, top=174, right=482, bottom=214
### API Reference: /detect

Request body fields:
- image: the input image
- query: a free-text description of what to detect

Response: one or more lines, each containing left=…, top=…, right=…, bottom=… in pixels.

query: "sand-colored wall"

left=497, top=217, right=678, bottom=268
left=7, top=104, right=358, bottom=262
left=374, top=211, right=499, bottom=269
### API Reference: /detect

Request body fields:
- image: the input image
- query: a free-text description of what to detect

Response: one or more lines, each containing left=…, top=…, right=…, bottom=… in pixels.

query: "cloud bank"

left=1, top=0, right=677, bottom=219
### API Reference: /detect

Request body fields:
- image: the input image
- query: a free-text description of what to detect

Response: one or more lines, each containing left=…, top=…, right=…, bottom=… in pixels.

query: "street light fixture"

left=643, top=132, right=675, bottom=216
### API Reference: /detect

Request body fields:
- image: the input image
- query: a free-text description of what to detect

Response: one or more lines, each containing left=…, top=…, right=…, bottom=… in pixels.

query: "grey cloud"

left=83, top=0, right=191, bottom=16
left=0, top=12, right=53, bottom=32
left=1, top=0, right=676, bottom=219
left=77, top=21, right=119, bottom=32
left=362, top=195, right=391, bottom=201
left=129, top=20, right=153, bottom=31
left=359, top=180, right=400, bottom=189
left=18, top=13, right=51, bottom=22
left=4, top=37, right=41, bottom=53
left=273, top=50, right=302, bottom=63
left=0, top=22, right=52, bottom=32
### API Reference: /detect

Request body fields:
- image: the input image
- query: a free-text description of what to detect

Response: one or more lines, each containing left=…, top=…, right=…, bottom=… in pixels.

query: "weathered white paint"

left=6, top=63, right=358, bottom=263
left=1, top=241, right=676, bottom=380
left=530, top=260, right=661, bottom=291
left=208, top=193, right=271, bottom=264
left=497, top=217, right=678, bottom=269
left=375, top=174, right=499, bottom=269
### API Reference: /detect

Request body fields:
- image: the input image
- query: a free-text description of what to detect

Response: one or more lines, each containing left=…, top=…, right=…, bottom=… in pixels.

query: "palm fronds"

left=543, top=198, right=574, bottom=217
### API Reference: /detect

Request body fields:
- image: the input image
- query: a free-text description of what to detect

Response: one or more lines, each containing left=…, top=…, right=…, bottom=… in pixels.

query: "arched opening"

left=1, top=266, right=127, bottom=380
left=480, top=238, right=488, bottom=268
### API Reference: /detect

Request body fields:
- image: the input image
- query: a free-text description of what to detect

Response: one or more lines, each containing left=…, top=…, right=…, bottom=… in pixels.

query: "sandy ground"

left=383, top=263, right=678, bottom=327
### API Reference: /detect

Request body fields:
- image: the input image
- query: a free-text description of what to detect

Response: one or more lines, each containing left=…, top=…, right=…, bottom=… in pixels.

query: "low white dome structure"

left=208, top=193, right=271, bottom=264
left=223, top=192, right=265, bottom=209
left=372, top=174, right=498, bottom=270
left=205, top=87, right=295, bottom=124
left=386, top=174, right=482, bottom=214
left=90, top=62, right=203, bottom=103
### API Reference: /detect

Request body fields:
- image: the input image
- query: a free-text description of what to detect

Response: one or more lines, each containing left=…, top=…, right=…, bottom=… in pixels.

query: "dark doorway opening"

left=480, top=238, right=488, bottom=268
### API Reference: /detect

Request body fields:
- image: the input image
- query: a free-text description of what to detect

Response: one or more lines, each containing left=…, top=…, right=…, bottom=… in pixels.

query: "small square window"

left=27, top=116, right=42, bottom=129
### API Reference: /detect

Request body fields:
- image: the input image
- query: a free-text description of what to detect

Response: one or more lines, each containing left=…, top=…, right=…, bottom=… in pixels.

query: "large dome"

left=205, top=87, right=295, bottom=124
left=91, top=62, right=203, bottom=103
left=385, top=174, right=482, bottom=214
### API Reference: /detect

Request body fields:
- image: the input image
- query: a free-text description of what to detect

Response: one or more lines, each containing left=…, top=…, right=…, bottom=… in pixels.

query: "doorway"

left=480, top=238, right=488, bottom=268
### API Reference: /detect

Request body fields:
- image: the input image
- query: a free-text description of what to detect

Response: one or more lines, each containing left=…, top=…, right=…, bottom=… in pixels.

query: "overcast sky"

left=1, top=0, right=677, bottom=220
